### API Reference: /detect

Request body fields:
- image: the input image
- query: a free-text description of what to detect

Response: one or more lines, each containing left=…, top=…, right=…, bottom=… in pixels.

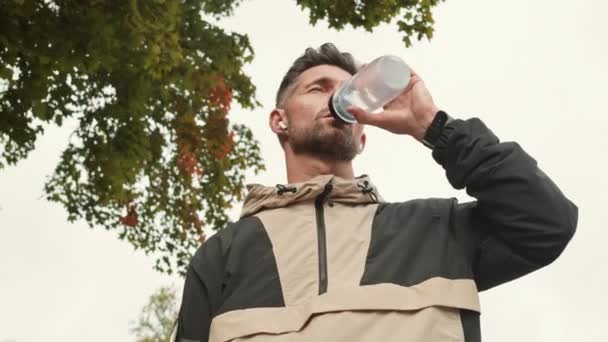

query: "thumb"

left=347, top=106, right=382, bottom=126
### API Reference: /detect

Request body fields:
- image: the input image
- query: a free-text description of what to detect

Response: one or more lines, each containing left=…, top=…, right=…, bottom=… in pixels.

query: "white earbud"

left=278, top=121, right=288, bottom=130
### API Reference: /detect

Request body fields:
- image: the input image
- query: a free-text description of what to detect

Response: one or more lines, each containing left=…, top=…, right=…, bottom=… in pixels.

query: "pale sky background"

left=1, top=0, right=607, bottom=341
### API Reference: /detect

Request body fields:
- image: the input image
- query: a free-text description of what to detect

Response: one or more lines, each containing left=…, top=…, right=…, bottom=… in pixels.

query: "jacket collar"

left=240, top=174, right=383, bottom=218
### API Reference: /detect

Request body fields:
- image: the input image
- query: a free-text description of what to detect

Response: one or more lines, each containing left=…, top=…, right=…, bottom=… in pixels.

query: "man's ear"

left=270, top=108, right=288, bottom=135
left=359, top=132, right=367, bottom=154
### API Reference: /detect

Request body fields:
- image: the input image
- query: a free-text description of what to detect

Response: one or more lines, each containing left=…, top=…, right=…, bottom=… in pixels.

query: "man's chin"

left=290, top=126, right=357, bottom=161
left=292, top=142, right=357, bottom=162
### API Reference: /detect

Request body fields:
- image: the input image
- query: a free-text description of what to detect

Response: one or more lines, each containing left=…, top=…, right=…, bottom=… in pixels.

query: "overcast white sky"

left=1, top=0, right=607, bottom=341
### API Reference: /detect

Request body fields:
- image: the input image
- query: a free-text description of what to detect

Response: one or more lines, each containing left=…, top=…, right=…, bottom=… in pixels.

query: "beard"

left=289, top=119, right=359, bottom=162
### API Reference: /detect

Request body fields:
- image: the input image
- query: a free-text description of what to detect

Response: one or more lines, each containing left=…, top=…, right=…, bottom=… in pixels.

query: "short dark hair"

left=275, top=43, right=358, bottom=107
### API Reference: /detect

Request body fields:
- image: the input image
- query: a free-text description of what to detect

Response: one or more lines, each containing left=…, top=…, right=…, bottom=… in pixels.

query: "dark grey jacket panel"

left=175, top=216, right=285, bottom=342
left=434, top=118, right=577, bottom=291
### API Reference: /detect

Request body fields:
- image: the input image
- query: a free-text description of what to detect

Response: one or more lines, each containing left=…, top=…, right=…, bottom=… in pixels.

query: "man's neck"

left=284, top=148, right=355, bottom=184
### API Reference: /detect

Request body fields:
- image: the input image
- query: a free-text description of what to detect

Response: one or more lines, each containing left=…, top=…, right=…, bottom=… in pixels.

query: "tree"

left=297, top=0, right=445, bottom=46
left=131, top=286, right=178, bottom=342
left=0, top=0, right=444, bottom=275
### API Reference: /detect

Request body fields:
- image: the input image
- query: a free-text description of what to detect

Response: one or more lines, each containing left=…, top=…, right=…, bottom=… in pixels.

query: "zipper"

left=315, top=183, right=333, bottom=295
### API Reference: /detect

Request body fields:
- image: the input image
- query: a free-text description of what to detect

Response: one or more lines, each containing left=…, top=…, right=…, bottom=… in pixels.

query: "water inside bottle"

left=330, top=55, right=410, bottom=123
left=343, top=89, right=384, bottom=113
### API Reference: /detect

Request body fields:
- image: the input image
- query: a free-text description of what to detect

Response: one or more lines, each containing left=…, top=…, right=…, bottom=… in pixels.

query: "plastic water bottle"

left=329, top=55, right=410, bottom=124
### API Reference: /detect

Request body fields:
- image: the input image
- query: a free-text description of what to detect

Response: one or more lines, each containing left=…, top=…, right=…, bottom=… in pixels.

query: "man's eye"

left=308, top=87, right=323, bottom=93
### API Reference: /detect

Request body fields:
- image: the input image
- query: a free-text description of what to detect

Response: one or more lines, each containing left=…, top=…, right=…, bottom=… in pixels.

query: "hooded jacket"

left=174, top=118, right=578, bottom=342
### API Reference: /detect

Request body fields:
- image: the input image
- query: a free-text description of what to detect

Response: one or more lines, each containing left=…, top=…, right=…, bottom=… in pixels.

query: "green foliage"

left=0, top=0, right=442, bottom=275
left=131, top=286, right=178, bottom=342
left=0, top=0, right=264, bottom=275
left=296, top=0, right=445, bottom=46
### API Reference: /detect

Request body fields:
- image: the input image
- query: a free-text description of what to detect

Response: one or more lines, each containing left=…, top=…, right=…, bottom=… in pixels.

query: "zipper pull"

left=315, top=183, right=334, bottom=205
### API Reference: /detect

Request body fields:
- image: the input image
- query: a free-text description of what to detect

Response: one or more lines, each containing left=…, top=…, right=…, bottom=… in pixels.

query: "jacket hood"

left=240, top=174, right=383, bottom=218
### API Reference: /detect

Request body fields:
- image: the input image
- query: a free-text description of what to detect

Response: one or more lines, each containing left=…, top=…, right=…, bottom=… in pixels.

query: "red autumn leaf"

left=176, top=149, right=203, bottom=176
left=207, top=74, right=233, bottom=113
left=120, top=203, right=138, bottom=227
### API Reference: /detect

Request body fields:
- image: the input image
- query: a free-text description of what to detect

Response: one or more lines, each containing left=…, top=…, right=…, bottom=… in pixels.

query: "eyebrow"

left=278, top=76, right=339, bottom=106
left=299, top=76, right=336, bottom=91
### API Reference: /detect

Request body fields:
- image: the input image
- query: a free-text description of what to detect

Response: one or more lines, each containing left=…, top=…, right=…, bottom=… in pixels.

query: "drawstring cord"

left=276, top=184, right=297, bottom=195
left=357, top=180, right=379, bottom=203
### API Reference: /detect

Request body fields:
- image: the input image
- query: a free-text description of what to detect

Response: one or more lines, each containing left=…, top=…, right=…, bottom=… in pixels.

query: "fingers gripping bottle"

left=329, top=55, right=411, bottom=123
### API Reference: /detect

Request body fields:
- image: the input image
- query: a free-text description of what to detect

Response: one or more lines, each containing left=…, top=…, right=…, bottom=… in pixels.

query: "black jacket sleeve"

left=175, top=233, right=228, bottom=342
left=434, top=118, right=578, bottom=291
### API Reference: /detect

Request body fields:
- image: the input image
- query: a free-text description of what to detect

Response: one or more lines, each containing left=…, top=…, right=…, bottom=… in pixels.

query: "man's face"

left=281, top=65, right=364, bottom=161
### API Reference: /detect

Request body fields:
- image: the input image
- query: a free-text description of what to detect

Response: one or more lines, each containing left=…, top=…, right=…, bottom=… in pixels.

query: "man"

left=173, top=43, right=577, bottom=342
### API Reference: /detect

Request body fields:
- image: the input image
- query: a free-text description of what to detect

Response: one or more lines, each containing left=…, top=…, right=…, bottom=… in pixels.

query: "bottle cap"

left=328, top=94, right=356, bottom=124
